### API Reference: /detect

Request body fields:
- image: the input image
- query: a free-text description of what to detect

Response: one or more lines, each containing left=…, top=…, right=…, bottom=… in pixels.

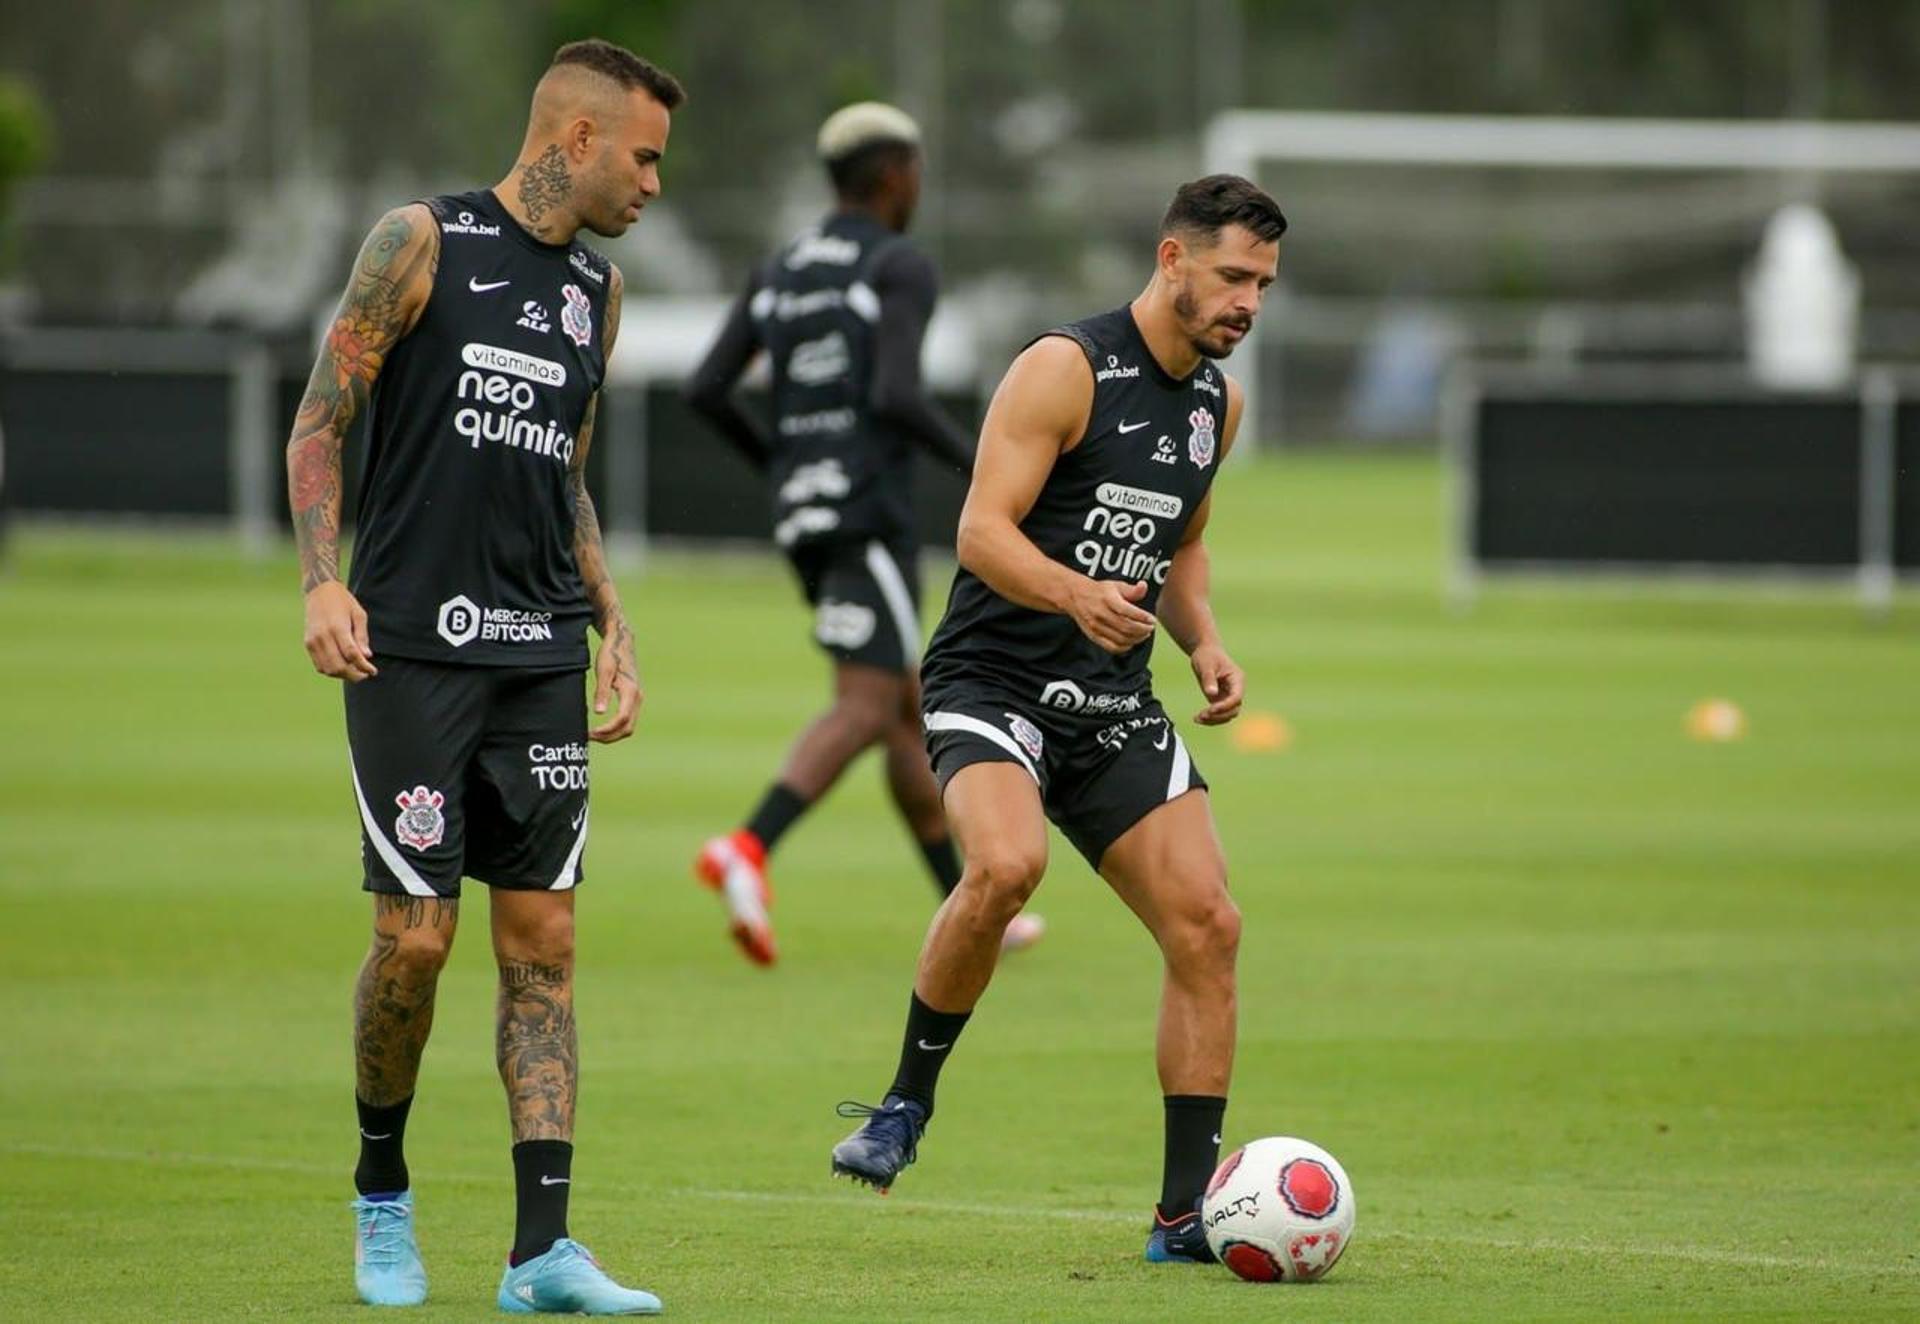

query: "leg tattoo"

left=497, top=960, right=577, bottom=1142
left=353, top=895, right=457, bottom=1106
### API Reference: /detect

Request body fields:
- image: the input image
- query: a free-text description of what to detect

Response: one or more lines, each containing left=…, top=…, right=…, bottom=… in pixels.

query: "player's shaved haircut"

left=1160, top=174, right=1287, bottom=248
left=532, top=37, right=685, bottom=129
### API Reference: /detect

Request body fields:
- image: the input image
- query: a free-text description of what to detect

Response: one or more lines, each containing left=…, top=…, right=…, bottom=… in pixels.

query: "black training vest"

left=923, top=306, right=1226, bottom=707
left=753, top=212, right=913, bottom=548
left=349, top=189, right=610, bottom=668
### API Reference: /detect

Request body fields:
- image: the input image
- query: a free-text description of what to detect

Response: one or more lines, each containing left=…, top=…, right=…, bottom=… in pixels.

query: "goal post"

left=1201, top=110, right=1920, bottom=446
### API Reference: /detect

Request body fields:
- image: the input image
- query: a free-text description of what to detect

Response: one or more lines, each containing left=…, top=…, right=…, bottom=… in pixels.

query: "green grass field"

left=2, top=452, right=1917, bottom=1321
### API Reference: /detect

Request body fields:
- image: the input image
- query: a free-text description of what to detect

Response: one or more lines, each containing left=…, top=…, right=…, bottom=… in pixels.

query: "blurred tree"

left=0, top=76, right=49, bottom=274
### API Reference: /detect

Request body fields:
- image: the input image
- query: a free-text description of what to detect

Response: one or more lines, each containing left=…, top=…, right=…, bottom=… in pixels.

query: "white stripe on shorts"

left=1166, top=732, right=1192, bottom=800
left=864, top=540, right=922, bottom=668
left=550, top=804, right=589, bottom=891
left=924, top=710, right=1041, bottom=784
left=349, top=751, right=438, bottom=897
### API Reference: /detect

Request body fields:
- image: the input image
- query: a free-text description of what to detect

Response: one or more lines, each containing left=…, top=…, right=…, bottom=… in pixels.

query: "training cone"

left=1231, top=710, right=1293, bottom=752
left=1685, top=699, right=1747, bottom=742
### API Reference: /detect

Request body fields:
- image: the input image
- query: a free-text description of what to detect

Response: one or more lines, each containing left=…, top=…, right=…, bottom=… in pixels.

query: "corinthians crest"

left=1005, top=713, right=1045, bottom=762
left=560, top=283, right=593, bottom=348
left=1187, top=407, right=1216, bottom=468
left=393, top=785, right=447, bottom=851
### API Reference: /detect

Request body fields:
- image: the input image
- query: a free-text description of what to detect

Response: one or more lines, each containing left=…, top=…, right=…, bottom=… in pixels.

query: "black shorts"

left=786, top=536, right=922, bottom=673
left=343, top=657, right=591, bottom=898
left=921, top=675, right=1208, bottom=868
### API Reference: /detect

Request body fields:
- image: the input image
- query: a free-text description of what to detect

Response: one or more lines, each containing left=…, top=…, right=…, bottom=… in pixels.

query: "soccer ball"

left=1201, top=1136, right=1355, bottom=1283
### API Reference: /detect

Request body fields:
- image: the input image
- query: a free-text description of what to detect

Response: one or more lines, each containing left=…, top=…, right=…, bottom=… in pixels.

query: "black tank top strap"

left=1026, top=323, right=1100, bottom=367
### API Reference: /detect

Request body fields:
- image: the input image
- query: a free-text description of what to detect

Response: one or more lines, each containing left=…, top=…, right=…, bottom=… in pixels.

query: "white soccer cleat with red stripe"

left=695, top=830, right=778, bottom=967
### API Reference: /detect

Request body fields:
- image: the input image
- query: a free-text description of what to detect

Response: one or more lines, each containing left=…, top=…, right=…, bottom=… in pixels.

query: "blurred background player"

left=286, top=38, right=675, bottom=1315
left=830, top=176, right=1285, bottom=1265
left=684, top=102, right=1044, bottom=966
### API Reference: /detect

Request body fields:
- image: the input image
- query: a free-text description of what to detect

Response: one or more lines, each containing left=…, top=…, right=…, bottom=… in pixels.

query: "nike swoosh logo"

left=469, top=277, right=510, bottom=292
left=1117, top=419, right=1151, bottom=434
left=360, top=1130, right=392, bottom=1141
left=1211, top=1133, right=1223, bottom=1145
left=916, top=1039, right=951, bottom=1051
left=539, top=1175, right=570, bottom=1186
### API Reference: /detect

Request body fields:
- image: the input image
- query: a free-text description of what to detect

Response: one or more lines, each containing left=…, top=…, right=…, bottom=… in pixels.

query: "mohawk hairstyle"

left=550, top=37, right=685, bottom=110
left=1160, top=174, right=1287, bottom=247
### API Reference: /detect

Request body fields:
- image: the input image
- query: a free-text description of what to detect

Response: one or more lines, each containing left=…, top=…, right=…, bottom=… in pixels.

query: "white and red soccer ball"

left=1201, top=1135, right=1355, bottom=1283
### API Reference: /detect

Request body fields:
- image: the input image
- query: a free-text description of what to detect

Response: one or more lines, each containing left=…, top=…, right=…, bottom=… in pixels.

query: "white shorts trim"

left=550, top=804, right=589, bottom=891
left=864, top=541, right=922, bottom=667
left=924, top=710, right=1041, bottom=784
left=349, top=751, right=439, bottom=897
left=1166, top=732, right=1192, bottom=800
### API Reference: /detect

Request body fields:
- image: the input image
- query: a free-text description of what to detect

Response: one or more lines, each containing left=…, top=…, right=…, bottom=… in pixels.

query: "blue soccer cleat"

left=1144, top=1204, right=1218, bottom=1264
left=830, top=1095, right=928, bottom=1193
left=352, top=1190, right=428, bottom=1306
left=496, top=1238, right=661, bottom=1315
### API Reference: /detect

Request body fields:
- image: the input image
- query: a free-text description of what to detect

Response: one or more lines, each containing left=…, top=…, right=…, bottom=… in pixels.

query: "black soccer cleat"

left=830, top=1095, right=928, bottom=1193
left=1144, top=1203, right=1218, bottom=1264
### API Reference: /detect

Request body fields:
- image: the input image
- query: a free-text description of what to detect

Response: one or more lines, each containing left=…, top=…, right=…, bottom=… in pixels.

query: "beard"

left=1174, top=286, right=1251, bottom=360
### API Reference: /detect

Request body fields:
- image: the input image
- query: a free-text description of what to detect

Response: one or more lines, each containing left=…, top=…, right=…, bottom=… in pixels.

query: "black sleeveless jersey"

left=922, top=306, right=1227, bottom=707
left=348, top=189, right=611, bottom=668
left=751, top=212, right=912, bottom=549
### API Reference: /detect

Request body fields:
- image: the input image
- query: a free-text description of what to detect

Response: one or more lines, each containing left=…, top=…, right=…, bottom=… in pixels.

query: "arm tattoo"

left=569, top=272, right=638, bottom=686
left=353, top=895, right=457, bottom=1107
left=287, top=209, right=435, bottom=592
left=517, top=144, right=574, bottom=237
left=497, top=958, right=576, bottom=1141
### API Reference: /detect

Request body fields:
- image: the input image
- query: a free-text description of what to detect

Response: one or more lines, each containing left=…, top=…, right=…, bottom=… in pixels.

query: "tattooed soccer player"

left=286, top=38, right=679, bottom=1316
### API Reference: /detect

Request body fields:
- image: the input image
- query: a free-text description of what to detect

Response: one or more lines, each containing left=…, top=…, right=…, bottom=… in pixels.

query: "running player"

left=829, top=175, right=1286, bottom=1264
left=287, top=39, right=680, bottom=1314
left=684, top=103, right=1043, bottom=966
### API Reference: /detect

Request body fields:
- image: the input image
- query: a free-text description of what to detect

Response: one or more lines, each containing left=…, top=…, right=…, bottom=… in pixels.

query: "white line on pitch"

left=4, top=1141, right=1914, bottom=1279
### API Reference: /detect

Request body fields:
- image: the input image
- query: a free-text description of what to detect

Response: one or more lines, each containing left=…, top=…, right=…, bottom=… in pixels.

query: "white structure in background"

left=1744, top=204, right=1859, bottom=389
left=1203, top=110, right=1920, bottom=442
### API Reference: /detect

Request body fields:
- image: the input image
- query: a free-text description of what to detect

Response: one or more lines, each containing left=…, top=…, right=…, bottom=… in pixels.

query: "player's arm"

left=867, top=246, right=975, bottom=474
left=286, top=203, right=438, bottom=682
left=1159, top=375, right=1245, bottom=725
left=571, top=265, right=641, bottom=744
left=682, top=272, right=773, bottom=470
left=955, top=336, right=1157, bottom=655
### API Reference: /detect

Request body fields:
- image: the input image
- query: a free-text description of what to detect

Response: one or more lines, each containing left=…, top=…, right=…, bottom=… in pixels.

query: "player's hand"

left=1067, top=578, right=1157, bottom=655
left=1190, top=642, right=1243, bottom=725
left=303, top=581, right=377, bottom=682
left=589, top=618, right=642, bottom=743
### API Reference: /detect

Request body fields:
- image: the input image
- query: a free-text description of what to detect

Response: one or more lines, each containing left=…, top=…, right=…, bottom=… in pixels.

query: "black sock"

left=354, top=1094, right=414, bottom=1197
left=887, top=992, right=971, bottom=1116
left=919, top=836, right=962, bottom=897
left=510, top=1140, right=573, bottom=1265
left=1158, top=1095, right=1227, bottom=1217
left=744, top=783, right=810, bottom=854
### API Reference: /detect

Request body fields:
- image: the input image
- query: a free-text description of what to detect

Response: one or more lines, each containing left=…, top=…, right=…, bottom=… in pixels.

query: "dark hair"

left=1160, top=174, right=1287, bottom=246
left=827, top=139, right=918, bottom=200
left=550, top=38, right=685, bottom=110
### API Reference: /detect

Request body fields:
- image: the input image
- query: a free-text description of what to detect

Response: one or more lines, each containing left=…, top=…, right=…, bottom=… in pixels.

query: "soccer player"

left=829, top=176, right=1286, bottom=1264
left=286, top=39, right=680, bottom=1314
left=684, top=103, right=1043, bottom=966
